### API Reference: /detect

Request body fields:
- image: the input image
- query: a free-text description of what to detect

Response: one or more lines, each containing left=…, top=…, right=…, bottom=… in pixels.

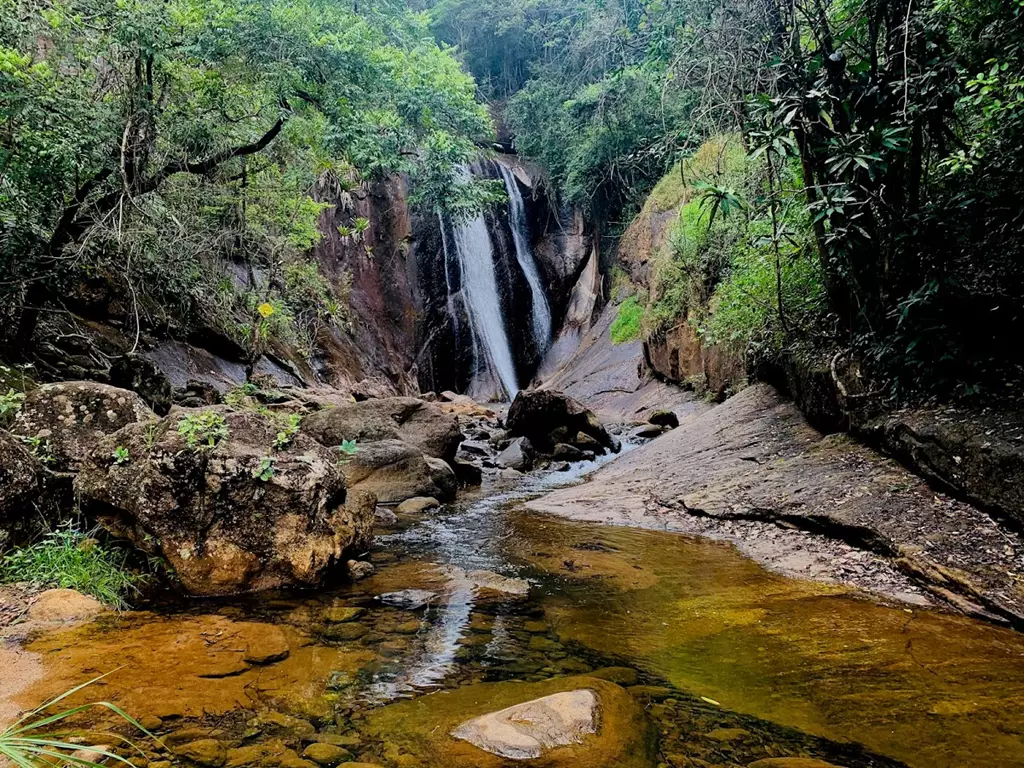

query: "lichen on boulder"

left=12, top=381, right=156, bottom=471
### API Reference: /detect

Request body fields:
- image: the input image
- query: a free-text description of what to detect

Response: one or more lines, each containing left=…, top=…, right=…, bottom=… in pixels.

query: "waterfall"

left=498, top=164, right=553, bottom=352
left=447, top=177, right=520, bottom=399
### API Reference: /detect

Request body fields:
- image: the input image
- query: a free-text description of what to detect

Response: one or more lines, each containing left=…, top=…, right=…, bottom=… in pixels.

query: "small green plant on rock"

left=177, top=411, right=229, bottom=451
left=273, top=413, right=303, bottom=449
left=112, top=446, right=130, bottom=465
left=18, top=435, right=55, bottom=465
left=336, top=439, right=358, bottom=464
left=0, top=525, right=139, bottom=609
left=253, top=456, right=276, bottom=481
left=0, top=388, right=25, bottom=426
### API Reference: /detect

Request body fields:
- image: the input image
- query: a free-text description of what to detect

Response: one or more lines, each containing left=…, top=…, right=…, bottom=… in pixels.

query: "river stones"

left=451, top=689, right=598, bottom=759
left=631, top=423, right=666, bottom=439
left=323, top=606, right=366, bottom=624
left=496, top=437, right=534, bottom=471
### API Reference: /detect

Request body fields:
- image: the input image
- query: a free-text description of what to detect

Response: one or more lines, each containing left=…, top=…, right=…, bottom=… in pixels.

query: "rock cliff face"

left=16, top=157, right=593, bottom=407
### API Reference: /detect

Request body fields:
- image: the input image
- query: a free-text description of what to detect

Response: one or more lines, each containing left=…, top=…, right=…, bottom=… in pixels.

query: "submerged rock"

left=377, top=589, right=437, bottom=609
left=76, top=407, right=374, bottom=596
left=363, top=676, right=655, bottom=768
left=451, top=689, right=599, bottom=760
left=347, top=560, right=375, bottom=580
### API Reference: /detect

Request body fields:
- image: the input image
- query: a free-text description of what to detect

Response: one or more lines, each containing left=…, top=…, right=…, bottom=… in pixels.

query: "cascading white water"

left=448, top=175, right=520, bottom=399
left=498, top=164, right=553, bottom=352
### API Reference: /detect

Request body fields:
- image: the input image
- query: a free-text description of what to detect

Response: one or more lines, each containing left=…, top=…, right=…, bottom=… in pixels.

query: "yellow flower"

left=257, top=302, right=275, bottom=319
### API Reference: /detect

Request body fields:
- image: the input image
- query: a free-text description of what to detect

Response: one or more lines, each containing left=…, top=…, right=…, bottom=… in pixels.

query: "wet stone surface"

left=11, top=461, right=1024, bottom=768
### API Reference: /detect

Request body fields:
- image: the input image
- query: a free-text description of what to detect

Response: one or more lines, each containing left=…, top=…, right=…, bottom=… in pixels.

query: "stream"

left=17, top=459, right=1024, bottom=768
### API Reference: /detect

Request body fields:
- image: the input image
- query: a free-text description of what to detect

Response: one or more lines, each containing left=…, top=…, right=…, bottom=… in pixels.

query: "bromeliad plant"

left=0, top=672, right=156, bottom=768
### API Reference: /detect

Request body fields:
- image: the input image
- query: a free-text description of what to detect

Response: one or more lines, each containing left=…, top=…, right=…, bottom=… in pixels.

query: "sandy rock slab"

left=451, top=689, right=598, bottom=759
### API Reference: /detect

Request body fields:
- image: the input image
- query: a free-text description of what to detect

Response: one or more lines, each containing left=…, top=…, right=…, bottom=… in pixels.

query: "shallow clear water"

left=20, top=461, right=1024, bottom=768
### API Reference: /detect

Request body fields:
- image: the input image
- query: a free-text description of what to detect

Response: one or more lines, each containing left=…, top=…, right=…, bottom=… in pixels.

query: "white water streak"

left=449, top=173, right=519, bottom=398
left=499, top=164, right=552, bottom=352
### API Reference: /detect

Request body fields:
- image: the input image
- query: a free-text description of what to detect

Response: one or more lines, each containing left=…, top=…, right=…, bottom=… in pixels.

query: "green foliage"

left=273, top=413, right=303, bottom=449
left=1, top=0, right=494, bottom=354
left=0, top=388, right=25, bottom=426
left=648, top=137, right=748, bottom=332
left=0, top=526, right=139, bottom=609
left=610, top=297, right=644, bottom=345
left=112, top=446, right=130, bottom=465
left=336, top=439, right=358, bottom=464
left=177, top=411, right=229, bottom=451
left=253, top=456, right=276, bottom=482
left=18, top=435, right=55, bottom=466
left=0, top=673, right=155, bottom=768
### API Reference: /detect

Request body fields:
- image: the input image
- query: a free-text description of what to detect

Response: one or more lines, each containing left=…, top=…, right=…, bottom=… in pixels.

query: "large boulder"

left=340, top=439, right=456, bottom=504
left=301, top=397, right=462, bottom=461
left=76, top=407, right=374, bottom=596
left=0, top=431, right=40, bottom=518
left=507, top=389, right=618, bottom=454
left=12, top=382, right=155, bottom=471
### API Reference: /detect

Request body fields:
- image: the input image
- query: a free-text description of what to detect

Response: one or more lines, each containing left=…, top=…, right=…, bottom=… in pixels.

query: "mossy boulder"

left=76, top=406, right=374, bottom=596
left=12, top=381, right=155, bottom=471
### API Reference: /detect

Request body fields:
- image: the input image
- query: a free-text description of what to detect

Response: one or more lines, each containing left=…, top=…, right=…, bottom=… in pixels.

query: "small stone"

left=71, top=745, right=113, bottom=764
left=27, top=589, right=105, bottom=624
left=466, top=569, right=530, bottom=596
left=276, top=750, right=318, bottom=768
left=172, top=739, right=226, bottom=768
left=138, top=715, right=164, bottom=732
left=647, top=410, right=679, bottom=429
left=150, top=761, right=172, bottom=768
left=347, top=560, right=375, bottom=580
left=323, top=606, right=366, bottom=623
left=302, top=744, right=354, bottom=766
left=631, top=424, right=666, bottom=439
left=374, top=507, right=399, bottom=526
left=254, top=712, right=316, bottom=738
left=322, top=623, right=368, bottom=641
left=394, top=620, right=422, bottom=634
left=395, top=497, right=440, bottom=514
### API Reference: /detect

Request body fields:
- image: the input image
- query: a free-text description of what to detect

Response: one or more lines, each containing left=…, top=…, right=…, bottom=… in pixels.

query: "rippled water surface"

left=20, top=462, right=1024, bottom=768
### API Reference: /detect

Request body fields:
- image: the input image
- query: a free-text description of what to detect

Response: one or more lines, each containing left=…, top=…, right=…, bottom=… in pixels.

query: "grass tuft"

left=610, top=296, right=645, bottom=344
left=0, top=525, right=140, bottom=609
